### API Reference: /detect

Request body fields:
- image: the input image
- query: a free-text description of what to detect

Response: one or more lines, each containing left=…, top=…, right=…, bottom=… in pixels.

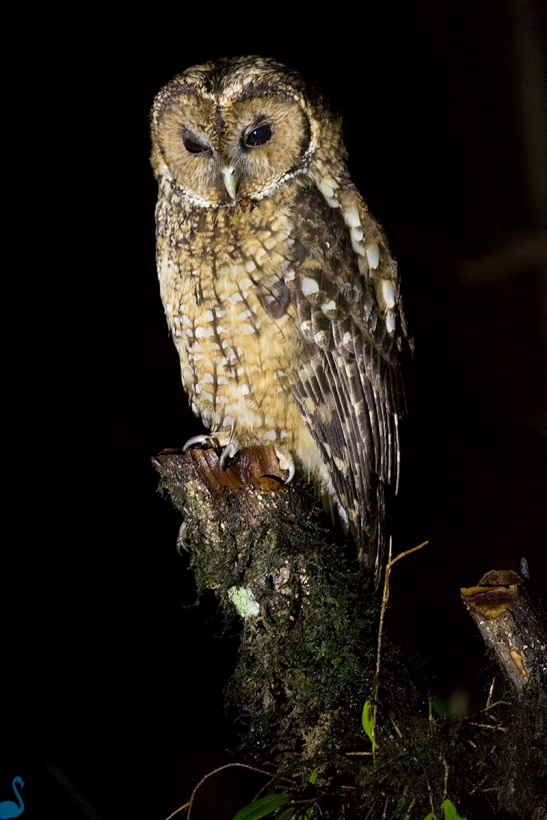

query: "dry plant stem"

left=473, top=700, right=512, bottom=715
left=486, top=677, right=496, bottom=708
left=344, top=751, right=374, bottom=757
left=373, top=539, right=429, bottom=755
left=468, top=722, right=508, bottom=732
left=442, top=759, right=449, bottom=805
left=403, top=799, right=416, bottom=820
left=425, top=777, right=437, bottom=819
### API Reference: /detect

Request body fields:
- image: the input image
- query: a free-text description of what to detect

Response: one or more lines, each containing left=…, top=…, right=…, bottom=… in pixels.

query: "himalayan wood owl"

left=150, top=56, right=409, bottom=584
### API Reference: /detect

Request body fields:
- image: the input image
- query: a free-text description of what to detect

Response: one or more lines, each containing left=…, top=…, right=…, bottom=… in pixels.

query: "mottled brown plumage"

left=150, top=56, right=409, bottom=583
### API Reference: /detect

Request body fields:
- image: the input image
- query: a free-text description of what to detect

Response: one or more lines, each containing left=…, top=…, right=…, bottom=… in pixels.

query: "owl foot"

left=182, top=434, right=217, bottom=451
left=219, top=440, right=240, bottom=470
left=275, top=449, right=295, bottom=483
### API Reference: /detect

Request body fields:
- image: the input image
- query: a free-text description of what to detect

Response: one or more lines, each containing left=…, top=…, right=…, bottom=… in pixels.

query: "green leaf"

left=430, top=697, right=449, bottom=717
left=442, top=799, right=467, bottom=820
left=361, top=700, right=378, bottom=748
left=308, top=767, right=319, bottom=785
left=232, top=793, right=290, bottom=820
left=422, top=799, right=467, bottom=820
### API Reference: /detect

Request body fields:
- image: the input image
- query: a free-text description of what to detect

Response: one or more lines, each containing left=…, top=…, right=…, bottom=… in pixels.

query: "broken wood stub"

left=461, top=570, right=547, bottom=694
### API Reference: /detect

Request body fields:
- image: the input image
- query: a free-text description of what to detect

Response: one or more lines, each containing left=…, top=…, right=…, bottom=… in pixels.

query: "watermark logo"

left=0, top=777, right=25, bottom=819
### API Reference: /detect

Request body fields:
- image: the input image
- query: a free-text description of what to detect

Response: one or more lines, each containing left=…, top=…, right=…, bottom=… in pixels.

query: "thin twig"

left=164, top=802, right=189, bottom=820
left=372, top=537, right=393, bottom=759
left=426, top=776, right=437, bottom=820
left=486, top=677, right=496, bottom=709
left=403, top=799, right=416, bottom=820
left=468, top=722, right=508, bottom=732
left=344, top=750, right=375, bottom=756
left=471, top=700, right=511, bottom=717
left=164, top=763, right=292, bottom=820
left=442, top=758, right=449, bottom=803
left=372, top=540, right=430, bottom=756
left=389, top=714, right=404, bottom=739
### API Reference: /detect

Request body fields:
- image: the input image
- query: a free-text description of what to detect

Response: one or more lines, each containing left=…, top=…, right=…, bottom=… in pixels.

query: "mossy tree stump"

left=154, top=445, right=547, bottom=819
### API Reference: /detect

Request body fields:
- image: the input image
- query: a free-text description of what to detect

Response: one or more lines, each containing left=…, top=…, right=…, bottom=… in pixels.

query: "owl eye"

left=182, top=133, right=210, bottom=154
left=245, top=122, right=274, bottom=147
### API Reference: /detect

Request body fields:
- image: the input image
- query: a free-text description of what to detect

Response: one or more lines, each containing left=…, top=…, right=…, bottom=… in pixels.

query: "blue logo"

left=0, top=777, right=24, bottom=819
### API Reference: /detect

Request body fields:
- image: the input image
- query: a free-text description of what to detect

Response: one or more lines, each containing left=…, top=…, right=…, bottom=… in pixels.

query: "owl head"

left=150, top=56, right=346, bottom=206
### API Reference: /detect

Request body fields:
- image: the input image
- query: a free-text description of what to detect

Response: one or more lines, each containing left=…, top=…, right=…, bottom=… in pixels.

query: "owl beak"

left=221, top=165, right=239, bottom=200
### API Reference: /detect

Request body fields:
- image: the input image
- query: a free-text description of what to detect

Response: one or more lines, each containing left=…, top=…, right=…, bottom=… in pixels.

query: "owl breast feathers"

left=150, top=56, right=410, bottom=584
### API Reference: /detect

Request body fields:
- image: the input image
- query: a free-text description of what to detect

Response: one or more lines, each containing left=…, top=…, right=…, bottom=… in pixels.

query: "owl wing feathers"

left=280, top=181, right=407, bottom=579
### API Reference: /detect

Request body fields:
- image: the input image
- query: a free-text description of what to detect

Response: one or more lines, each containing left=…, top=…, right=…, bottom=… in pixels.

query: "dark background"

left=3, top=1, right=546, bottom=818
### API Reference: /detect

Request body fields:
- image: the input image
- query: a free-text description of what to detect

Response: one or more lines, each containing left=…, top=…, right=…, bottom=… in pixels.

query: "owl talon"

left=183, top=434, right=216, bottom=451
left=176, top=521, right=190, bottom=554
left=275, top=449, right=295, bottom=483
left=220, top=440, right=240, bottom=470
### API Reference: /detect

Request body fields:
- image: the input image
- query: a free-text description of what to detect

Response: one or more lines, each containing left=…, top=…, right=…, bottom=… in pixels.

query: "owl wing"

left=283, top=180, right=408, bottom=582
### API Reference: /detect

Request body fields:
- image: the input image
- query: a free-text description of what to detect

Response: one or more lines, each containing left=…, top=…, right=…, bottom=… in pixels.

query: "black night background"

left=2, top=2, right=546, bottom=818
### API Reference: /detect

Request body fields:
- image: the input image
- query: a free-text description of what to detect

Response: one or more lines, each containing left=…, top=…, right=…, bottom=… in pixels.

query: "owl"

left=150, top=56, right=409, bottom=584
